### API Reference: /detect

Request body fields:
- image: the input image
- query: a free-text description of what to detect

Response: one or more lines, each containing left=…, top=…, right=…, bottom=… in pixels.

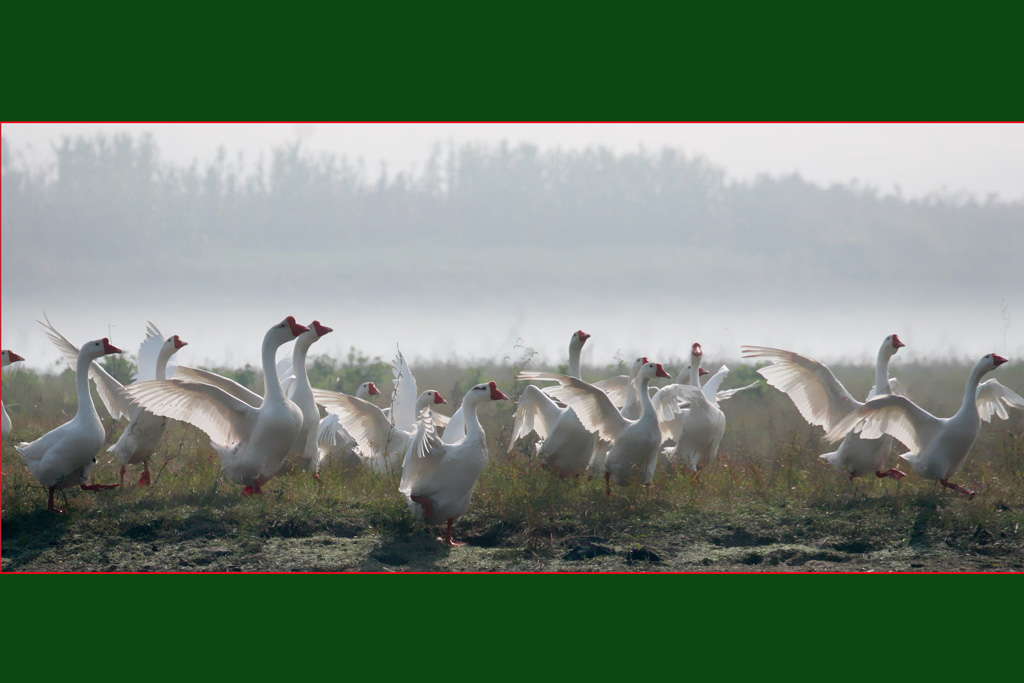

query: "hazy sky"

left=4, top=122, right=1023, bottom=372
left=5, top=122, right=1024, bottom=202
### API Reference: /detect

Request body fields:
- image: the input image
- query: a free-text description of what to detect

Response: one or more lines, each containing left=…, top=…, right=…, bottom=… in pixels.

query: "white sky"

left=4, top=122, right=1024, bottom=202
left=3, top=122, right=1023, bottom=370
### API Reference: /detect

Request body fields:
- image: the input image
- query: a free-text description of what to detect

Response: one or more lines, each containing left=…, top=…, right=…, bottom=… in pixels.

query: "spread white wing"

left=173, top=366, right=263, bottom=408
left=590, top=375, right=632, bottom=408
left=399, top=409, right=447, bottom=495
left=37, top=315, right=133, bottom=421
left=508, top=385, right=564, bottom=451
left=124, top=379, right=255, bottom=447
left=741, top=345, right=860, bottom=431
left=517, top=371, right=631, bottom=442
left=135, top=322, right=171, bottom=382
left=390, top=348, right=418, bottom=431
left=313, top=388, right=402, bottom=457
left=825, top=394, right=942, bottom=455
left=976, top=379, right=1024, bottom=423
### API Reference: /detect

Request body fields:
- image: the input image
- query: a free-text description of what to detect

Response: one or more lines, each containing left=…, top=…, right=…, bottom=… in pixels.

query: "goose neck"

left=873, top=345, right=893, bottom=395
left=76, top=352, right=99, bottom=419
left=958, top=362, right=988, bottom=416
left=568, top=342, right=583, bottom=380
left=261, top=335, right=287, bottom=403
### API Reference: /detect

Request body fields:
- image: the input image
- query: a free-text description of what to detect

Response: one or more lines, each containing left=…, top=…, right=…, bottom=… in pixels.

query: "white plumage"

left=508, top=330, right=600, bottom=478
left=16, top=335, right=123, bottom=511
left=518, top=362, right=677, bottom=496
left=825, top=353, right=1010, bottom=496
left=2, top=349, right=25, bottom=441
left=124, top=317, right=308, bottom=494
left=742, top=334, right=907, bottom=481
left=400, top=381, right=509, bottom=546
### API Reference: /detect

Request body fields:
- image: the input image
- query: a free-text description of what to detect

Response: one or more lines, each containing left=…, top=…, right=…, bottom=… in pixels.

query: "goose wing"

left=825, top=394, right=942, bottom=455
left=517, top=371, right=630, bottom=442
left=173, top=365, right=263, bottom=408
left=313, top=388, right=401, bottom=457
left=590, top=375, right=631, bottom=408
left=741, top=345, right=860, bottom=430
left=976, top=379, right=1024, bottom=423
left=37, top=316, right=132, bottom=421
left=390, top=348, right=418, bottom=431
left=124, top=379, right=255, bottom=446
left=507, top=384, right=565, bottom=451
left=399, top=409, right=448, bottom=495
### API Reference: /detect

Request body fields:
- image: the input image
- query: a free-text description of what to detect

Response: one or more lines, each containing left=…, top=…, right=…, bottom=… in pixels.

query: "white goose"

left=315, top=381, right=381, bottom=471
left=825, top=353, right=1010, bottom=496
left=124, top=317, right=308, bottom=494
left=275, top=321, right=333, bottom=476
left=586, top=356, right=652, bottom=477
left=656, top=343, right=759, bottom=473
left=400, top=381, right=509, bottom=546
left=519, top=361, right=675, bottom=496
left=2, top=349, right=25, bottom=441
left=40, top=319, right=189, bottom=487
left=742, top=334, right=908, bottom=481
left=15, top=337, right=122, bottom=512
left=311, top=387, right=448, bottom=475
left=508, top=330, right=600, bottom=478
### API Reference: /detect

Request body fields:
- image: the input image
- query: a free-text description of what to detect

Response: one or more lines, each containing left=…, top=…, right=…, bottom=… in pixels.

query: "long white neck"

left=463, top=397, right=485, bottom=440
left=688, top=360, right=701, bottom=387
left=292, top=335, right=314, bottom=391
left=568, top=341, right=583, bottom=379
left=262, top=335, right=287, bottom=404
left=636, top=375, right=654, bottom=422
left=155, top=345, right=176, bottom=381
left=957, top=361, right=989, bottom=418
left=873, top=344, right=894, bottom=396
left=75, top=351, right=99, bottom=422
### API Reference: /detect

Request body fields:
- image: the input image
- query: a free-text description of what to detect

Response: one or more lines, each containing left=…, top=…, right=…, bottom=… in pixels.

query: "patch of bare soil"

left=5, top=513, right=1022, bottom=573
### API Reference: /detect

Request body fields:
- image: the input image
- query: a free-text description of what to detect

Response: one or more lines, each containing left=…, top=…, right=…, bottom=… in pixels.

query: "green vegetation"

left=2, top=356, right=1022, bottom=572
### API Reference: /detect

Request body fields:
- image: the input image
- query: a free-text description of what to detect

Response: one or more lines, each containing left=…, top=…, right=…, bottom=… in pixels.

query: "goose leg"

left=875, top=468, right=906, bottom=480
left=440, top=519, right=465, bottom=547
left=411, top=495, right=433, bottom=521
left=605, top=472, right=612, bottom=498
left=940, top=479, right=976, bottom=497
left=47, top=486, right=66, bottom=513
left=139, top=462, right=151, bottom=487
left=120, top=465, right=127, bottom=487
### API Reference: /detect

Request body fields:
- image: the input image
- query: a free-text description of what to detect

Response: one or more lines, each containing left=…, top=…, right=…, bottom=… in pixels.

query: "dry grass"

left=2, top=357, right=1023, bottom=572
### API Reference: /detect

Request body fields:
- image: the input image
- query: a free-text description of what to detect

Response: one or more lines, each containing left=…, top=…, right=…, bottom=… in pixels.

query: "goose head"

left=629, top=356, right=650, bottom=379
left=267, top=316, right=310, bottom=346
left=882, top=333, right=906, bottom=357
left=414, top=390, right=448, bottom=413
left=638, top=361, right=672, bottom=382
left=295, top=320, right=333, bottom=351
left=571, top=330, right=592, bottom=348
left=464, top=381, right=509, bottom=406
left=690, top=343, right=703, bottom=365
left=165, top=335, right=188, bottom=354
left=82, top=338, right=123, bottom=361
left=310, top=321, right=334, bottom=339
left=675, top=364, right=710, bottom=384
left=362, top=382, right=381, bottom=397
left=983, top=353, right=1009, bottom=373
left=2, top=350, right=25, bottom=367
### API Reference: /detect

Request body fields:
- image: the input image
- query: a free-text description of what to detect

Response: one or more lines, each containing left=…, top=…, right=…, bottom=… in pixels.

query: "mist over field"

left=2, top=130, right=1022, bottom=373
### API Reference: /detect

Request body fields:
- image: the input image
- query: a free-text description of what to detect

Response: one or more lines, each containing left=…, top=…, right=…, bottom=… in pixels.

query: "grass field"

left=2, top=357, right=1023, bottom=573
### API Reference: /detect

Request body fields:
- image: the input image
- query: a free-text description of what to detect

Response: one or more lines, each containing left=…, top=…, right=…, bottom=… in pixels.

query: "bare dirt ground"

left=5, top=481, right=1021, bottom=573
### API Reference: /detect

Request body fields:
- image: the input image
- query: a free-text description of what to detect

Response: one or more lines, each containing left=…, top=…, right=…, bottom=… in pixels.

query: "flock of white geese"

left=3, top=317, right=1023, bottom=546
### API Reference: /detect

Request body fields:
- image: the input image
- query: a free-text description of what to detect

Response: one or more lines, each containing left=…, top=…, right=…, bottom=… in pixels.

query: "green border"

left=2, top=7, right=1017, bottom=669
